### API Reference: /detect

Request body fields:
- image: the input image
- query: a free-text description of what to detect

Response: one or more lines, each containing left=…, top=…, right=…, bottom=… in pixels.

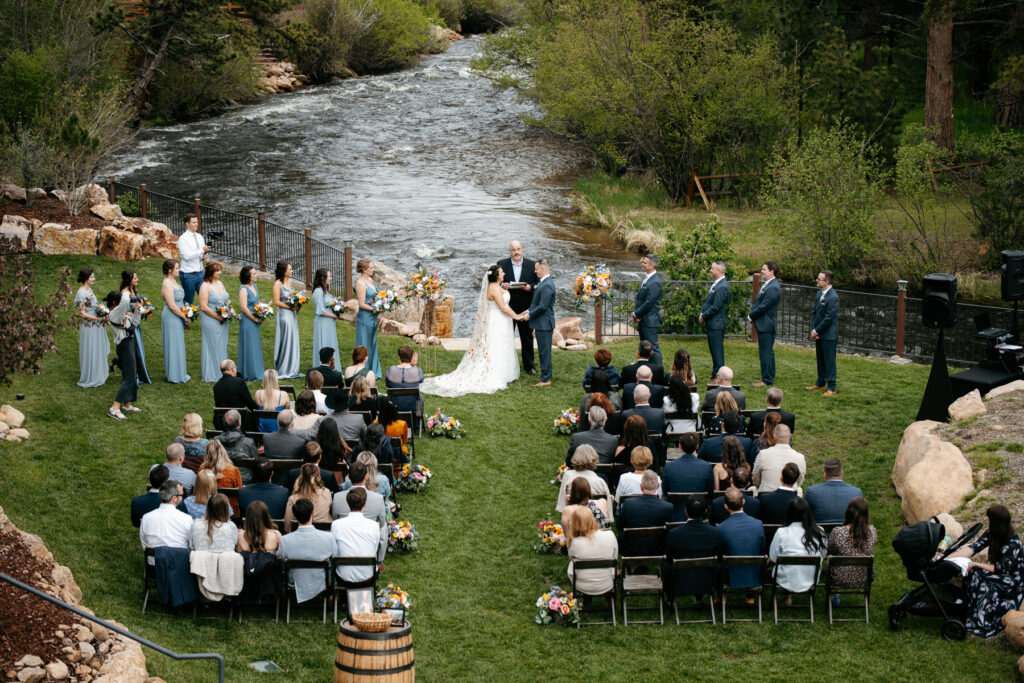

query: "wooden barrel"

left=335, top=619, right=414, bottom=682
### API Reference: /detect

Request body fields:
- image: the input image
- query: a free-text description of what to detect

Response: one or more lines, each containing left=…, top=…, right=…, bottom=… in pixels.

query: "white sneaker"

left=123, top=405, right=141, bottom=413
left=107, top=409, right=126, bottom=420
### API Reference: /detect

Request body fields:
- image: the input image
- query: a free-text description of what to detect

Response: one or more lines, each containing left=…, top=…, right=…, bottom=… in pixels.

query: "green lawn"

left=0, top=255, right=1018, bottom=680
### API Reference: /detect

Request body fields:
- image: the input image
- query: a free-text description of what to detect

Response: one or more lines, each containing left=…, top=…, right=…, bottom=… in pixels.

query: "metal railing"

left=0, top=571, right=224, bottom=682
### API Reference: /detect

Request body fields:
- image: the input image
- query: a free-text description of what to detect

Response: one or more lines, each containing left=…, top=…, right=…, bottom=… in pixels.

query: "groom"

left=523, top=258, right=555, bottom=387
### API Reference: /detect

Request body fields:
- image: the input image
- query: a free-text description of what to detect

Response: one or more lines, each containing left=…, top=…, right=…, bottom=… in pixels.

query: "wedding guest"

left=582, top=349, right=620, bottom=390
left=566, top=406, right=619, bottom=467
left=699, top=411, right=752, bottom=464
left=622, top=364, right=666, bottom=410
left=587, top=392, right=621, bottom=436
left=159, top=442, right=196, bottom=495
left=198, top=262, right=230, bottom=383
left=237, top=265, right=265, bottom=381
left=254, top=368, right=290, bottom=433
left=159, top=259, right=190, bottom=383
left=132, top=465, right=169, bottom=527
left=306, top=370, right=328, bottom=414
left=578, top=371, right=621, bottom=428
left=308, top=346, right=348, bottom=411
left=353, top=258, right=382, bottom=378
left=663, top=373, right=699, bottom=435
left=556, top=445, right=613, bottom=522
left=385, top=345, right=424, bottom=420
left=178, top=213, right=209, bottom=304
left=358, top=422, right=405, bottom=470
left=213, top=360, right=258, bottom=429
left=344, top=345, right=376, bottom=387
left=620, top=340, right=665, bottom=386
left=120, top=270, right=151, bottom=385
left=708, top=390, right=744, bottom=435
left=74, top=268, right=110, bottom=388
left=617, top=471, right=672, bottom=555
left=290, top=390, right=325, bottom=441
left=286, top=441, right=339, bottom=493
left=567, top=507, right=618, bottom=597
left=331, top=488, right=380, bottom=584
left=188, top=493, right=237, bottom=553
left=262, top=410, right=306, bottom=462
left=199, top=439, right=243, bottom=512
left=340, top=451, right=392, bottom=502
left=614, top=415, right=649, bottom=469
left=561, top=477, right=610, bottom=532
left=277, top=498, right=335, bottom=604
left=316, top=418, right=351, bottom=469
left=238, top=458, right=289, bottom=520
left=237, top=501, right=281, bottom=553
left=184, top=470, right=231, bottom=520
left=284, top=463, right=333, bottom=527
left=139, top=480, right=191, bottom=551
left=768, top=498, right=826, bottom=595
left=748, top=412, right=783, bottom=466
left=713, top=436, right=750, bottom=492
left=215, top=409, right=258, bottom=482
left=312, top=268, right=341, bottom=370
left=376, top=397, right=409, bottom=457
left=669, top=348, right=697, bottom=388
left=106, top=286, right=142, bottom=420
left=330, top=401, right=367, bottom=442
left=273, top=260, right=302, bottom=379
left=615, top=446, right=662, bottom=503
left=347, top=376, right=376, bottom=419
left=175, top=412, right=209, bottom=471
left=826, top=497, right=876, bottom=606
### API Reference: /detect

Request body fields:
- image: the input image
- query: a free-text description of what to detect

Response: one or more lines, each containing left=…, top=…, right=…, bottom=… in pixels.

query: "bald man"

left=498, top=241, right=540, bottom=375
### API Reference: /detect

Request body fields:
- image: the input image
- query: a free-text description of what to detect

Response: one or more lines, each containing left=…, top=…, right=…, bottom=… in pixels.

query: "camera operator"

left=179, top=213, right=210, bottom=305
left=106, top=279, right=144, bottom=420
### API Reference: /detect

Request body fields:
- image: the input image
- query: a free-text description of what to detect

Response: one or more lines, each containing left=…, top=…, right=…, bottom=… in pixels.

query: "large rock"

left=78, top=183, right=109, bottom=208
left=113, top=217, right=178, bottom=259
left=3, top=181, right=26, bottom=203
left=90, top=202, right=123, bottom=221
left=892, top=420, right=945, bottom=496
left=98, top=226, right=143, bottom=261
left=900, top=443, right=974, bottom=524
left=949, top=389, right=986, bottom=420
left=379, top=318, right=421, bottom=337
left=986, top=380, right=1024, bottom=399
left=0, top=214, right=37, bottom=253
left=27, top=187, right=47, bottom=202
left=369, top=260, right=424, bottom=327
left=935, top=513, right=963, bottom=541
left=1, top=404, right=25, bottom=428
left=1004, top=610, right=1024, bottom=651
left=34, top=223, right=99, bottom=255
left=556, top=316, right=584, bottom=341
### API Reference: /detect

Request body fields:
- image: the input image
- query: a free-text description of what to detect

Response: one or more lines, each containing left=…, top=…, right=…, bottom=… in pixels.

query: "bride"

left=421, top=264, right=521, bottom=397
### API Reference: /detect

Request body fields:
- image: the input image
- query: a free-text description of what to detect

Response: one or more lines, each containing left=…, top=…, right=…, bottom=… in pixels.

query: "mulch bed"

left=0, top=197, right=110, bottom=231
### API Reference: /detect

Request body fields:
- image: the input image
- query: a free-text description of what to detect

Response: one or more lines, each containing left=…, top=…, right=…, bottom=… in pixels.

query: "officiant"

left=498, top=240, right=540, bottom=375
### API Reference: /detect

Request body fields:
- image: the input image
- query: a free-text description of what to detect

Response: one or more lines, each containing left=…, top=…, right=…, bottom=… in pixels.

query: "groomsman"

left=524, top=259, right=555, bottom=386
left=699, top=260, right=730, bottom=382
left=632, top=254, right=663, bottom=366
left=177, top=213, right=209, bottom=305
left=748, top=261, right=781, bottom=387
left=499, top=241, right=540, bottom=375
left=806, top=270, right=839, bottom=396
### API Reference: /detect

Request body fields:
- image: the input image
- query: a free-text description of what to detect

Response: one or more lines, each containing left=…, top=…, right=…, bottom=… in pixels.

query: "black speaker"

left=922, top=273, right=958, bottom=328
left=1002, top=250, right=1024, bottom=301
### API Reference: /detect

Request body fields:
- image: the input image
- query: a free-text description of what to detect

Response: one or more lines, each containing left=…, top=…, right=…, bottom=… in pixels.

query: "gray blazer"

left=331, top=487, right=388, bottom=561
left=278, top=526, right=335, bottom=603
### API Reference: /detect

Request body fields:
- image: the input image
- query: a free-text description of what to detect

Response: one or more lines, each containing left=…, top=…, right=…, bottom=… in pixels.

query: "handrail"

left=0, top=571, right=225, bottom=683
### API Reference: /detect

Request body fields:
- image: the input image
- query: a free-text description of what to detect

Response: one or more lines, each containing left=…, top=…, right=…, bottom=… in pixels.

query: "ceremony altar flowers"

left=535, top=586, right=579, bottom=626
left=180, top=303, right=199, bottom=326
left=253, top=300, right=274, bottom=321
left=534, top=519, right=564, bottom=554
left=395, top=464, right=433, bottom=493
left=553, top=409, right=579, bottom=435
left=386, top=520, right=419, bottom=553
left=138, top=297, right=155, bottom=320
left=572, top=264, right=612, bottom=308
left=404, top=265, right=447, bottom=301
left=426, top=410, right=463, bottom=439
left=329, top=297, right=350, bottom=315
left=371, top=289, right=401, bottom=314
left=285, top=289, right=309, bottom=309
left=377, top=584, right=411, bottom=611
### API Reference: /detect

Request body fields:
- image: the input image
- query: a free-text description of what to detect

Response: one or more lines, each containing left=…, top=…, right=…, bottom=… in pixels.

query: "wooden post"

left=304, top=228, right=313, bottom=288
left=140, top=184, right=147, bottom=219
left=257, top=208, right=266, bottom=272
left=926, top=157, right=940, bottom=192
left=749, top=272, right=761, bottom=343
left=594, top=303, right=603, bottom=346
left=193, top=195, right=202, bottom=231
left=686, top=168, right=697, bottom=208
left=344, top=241, right=353, bottom=300
left=108, top=176, right=115, bottom=203
left=693, top=175, right=711, bottom=211
left=896, top=280, right=908, bottom=356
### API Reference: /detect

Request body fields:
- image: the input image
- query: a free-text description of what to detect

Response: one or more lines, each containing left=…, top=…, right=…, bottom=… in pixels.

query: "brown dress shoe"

left=751, top=381, right=767, bottom=388
left=804, top=385, right=825, bottom=391
left=534, top=380, right=552, bottom=387
left=822, top=390, right=837, bottom=396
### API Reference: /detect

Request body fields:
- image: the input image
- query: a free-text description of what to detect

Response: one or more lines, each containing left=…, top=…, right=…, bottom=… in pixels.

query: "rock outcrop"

left=98, top=226, right=143, bottom=261
left=987, top=380, right=1024, bottom=399
left=0, top=214, right=37, bottom=254
left=893, top=421, right=974, bottom=524
left=113, top=217, right=178, bottom=259
left=34, top=223, right=99, bottom=256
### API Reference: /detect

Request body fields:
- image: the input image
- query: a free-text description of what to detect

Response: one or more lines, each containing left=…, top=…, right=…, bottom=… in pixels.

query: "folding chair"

left=386, top=387, right=423, bottom=436
left=142, top=547, right=156, bottom=613
left=280, top=558, right=331, bottom=624
left=671, top=557, right=718, bottom=625
left=720, top=555, right=766, bottom=623
left=571, top=558, right=618, bottom=627
left=762, top=524, right=782, bottom=547
left=397, top=410, right=416, bottom=460
left=770, top=555, right=823, bottom=623
left=281, top=385, right=297, bottom=399
left=331, top=557, right=379, bottom=623
left=620, top=555, right=666, bottom=625
left=825, top=555, right=874, bottom=624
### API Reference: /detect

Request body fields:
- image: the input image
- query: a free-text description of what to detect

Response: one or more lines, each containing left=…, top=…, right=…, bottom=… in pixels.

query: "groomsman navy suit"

left=699, top=261, right=730, bottom=381
left=807, top=270, right=839, bottom=395
left=747, top=262, right=781, bottom=387
left=498, top=240, right=540, bottom=375
left=525, top=259, right=556, bottom=385
left=632, top=255, right=663, bottom=366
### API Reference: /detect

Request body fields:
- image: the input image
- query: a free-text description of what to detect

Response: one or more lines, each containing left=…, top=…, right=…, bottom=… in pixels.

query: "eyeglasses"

left=816, top=276, right=826, bottom=281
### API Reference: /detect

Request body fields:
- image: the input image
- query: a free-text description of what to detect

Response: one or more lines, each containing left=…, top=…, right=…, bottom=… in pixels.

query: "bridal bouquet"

left=371, top=289, right=401, bottom=314
left=395, top=464, right=433, bottom=493
left=329, top=297, right=350, bottom=315
left=553, top=409, right=579, bottom=435
left=285, top=289, right=309, bottom=309
left=253, top=300, right=274, bottom=321
left=216, top=303, right=240, bottom=321
left=180, top=303, right=199, bottom=327
left=534, top=519, right=564, bottom=554
left=138, top=297, right=155, bottom=320
left=535, top=586, right=579, bottom=626
left=426, top=411, right=463, bottom=439
left=377, top=584, right=411, bottom=611
left=386, top=520, right=419, bottom=553
left=572, top=265, right=613, bottom=308
left=404, top=265, right=447, bottom=301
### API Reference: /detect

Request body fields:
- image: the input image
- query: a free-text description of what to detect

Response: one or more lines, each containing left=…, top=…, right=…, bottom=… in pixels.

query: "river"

left=104, top=37, right=639, bottom=334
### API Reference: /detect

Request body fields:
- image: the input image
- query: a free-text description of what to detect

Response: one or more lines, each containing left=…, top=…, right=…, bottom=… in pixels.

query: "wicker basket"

left=351, top=612, right=393, bottom=633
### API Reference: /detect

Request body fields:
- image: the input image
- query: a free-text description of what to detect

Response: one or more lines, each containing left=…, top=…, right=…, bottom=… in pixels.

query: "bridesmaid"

left=160, top=259, right=191, bottom=383
left=354, top=258, right=382, bottom=378
left=120, top=270, right=151, bottom=385
left=237, top=265, right=265, bottom=381
left=312, top=268, right=340, bottom=369
left=198, top=262, right=230, bottom=382
left=273, top=260, right=301, bottom=379
left=74, top=268, right=110, bottom=388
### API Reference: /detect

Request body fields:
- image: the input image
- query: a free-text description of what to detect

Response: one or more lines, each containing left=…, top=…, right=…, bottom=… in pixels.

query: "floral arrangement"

left=138, top=297, right=155, bottom=321
left=534, top=519, right=564, bottom=554
left=180, top=303, right=199, bottom=326
left=370, top=289, right=401, bottom=314
left=553, top=409, right=579, bottom=435
left=94, top=303, right=110, bottom=319
left=572, top=264, right=612, bottom=308
left=376, top=584, right=411, bottom=611
left=535, top=586, right=579, bottom=626
left=253, top=300, right=274, bottom=321
left=426, top=411, right=463, bottom=439
left=329, top=297, right=350, bottom=315
left=551, top=463, right=569, bottom=486
left=386, top=520, right=419, bottom=553
left=216, top=303, right=240, bottom=321
left=285, top=289, right=309, bottom=309
left=404, top=265, right=447, bottom=301
left=395, top=464, right=433, bottom=493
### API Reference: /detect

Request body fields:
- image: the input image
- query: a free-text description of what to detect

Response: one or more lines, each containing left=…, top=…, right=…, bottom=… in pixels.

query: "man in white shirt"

left=177, top=213, right=209, bottom=304
left=140, top=481, right=192, bottom=561
left=331, top=488, right=381, bottom=583
left=331, top=463, right=388, bottom=561
left=751, top=424, right=806, bottom=495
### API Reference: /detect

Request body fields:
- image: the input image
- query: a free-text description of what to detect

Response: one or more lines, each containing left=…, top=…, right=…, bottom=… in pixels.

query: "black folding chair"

left=387, top=387, right=423, bottom=436
left=825, top=555, right=874, bottom=624
left=770, top=555, right=823, bottom=623
left=620, top=554, right=666, bottom=625
left=720, top=555, right=767, bottom=623
left=331, top=556, right=379, bottom=623
left=571, top=558, right=618, bottom=627
left=142, top=547, right=157, bottom=614
left=280, top=558, right=331, bottom=623
left=671, top=557, right=718, bottom=625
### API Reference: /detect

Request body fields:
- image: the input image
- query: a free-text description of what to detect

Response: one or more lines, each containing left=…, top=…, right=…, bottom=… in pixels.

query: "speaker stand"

left=917, top=328, right=953, bottom=422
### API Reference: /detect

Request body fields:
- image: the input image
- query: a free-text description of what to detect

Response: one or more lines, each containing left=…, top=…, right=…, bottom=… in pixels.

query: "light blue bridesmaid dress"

left=161, top=284, right=190, bottom=383
left=274, top=285, right=301, bottom=379
left=238, top=284, right=265, bottom=381
left=201, top=287, right=230, bottom=382
left=75, top=288, right=110, bottom=388
left=355, top=280, right=382, bottom=377
left=312, top=288, right=340, bottom=369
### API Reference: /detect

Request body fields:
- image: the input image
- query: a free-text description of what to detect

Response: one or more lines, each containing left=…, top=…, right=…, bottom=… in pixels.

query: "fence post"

left=686, top=168, right=696, bottom=207
left=304, top=229, right=313, bottom=288
left=140, top=184, right=147, bottom=220
left=749, top=272, right=761, bottom=343
left=194, top=195, right=202, bottom=231
left=108, top=176, right=115, bottom=203
left=344, top=240, right=353, bottom=300
left=257, top=208, right=266, bottom=272
left=896, top=280, right=908, bottom=357
left=594, top=303, right=603, bottom=346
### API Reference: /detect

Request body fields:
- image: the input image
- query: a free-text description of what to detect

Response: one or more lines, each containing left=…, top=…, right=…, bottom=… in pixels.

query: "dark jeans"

left=757, top=330, right=776, bottom=384
left=706, top=328, right=725, bottom=379
left=815, top=338, right=837, bottom=390
left=181, top=271, right=204, bottom=305
left=115, top=336, right=140, bottom=404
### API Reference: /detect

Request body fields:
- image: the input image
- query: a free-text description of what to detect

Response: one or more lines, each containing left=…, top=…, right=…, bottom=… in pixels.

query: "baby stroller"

left=889, top=515, right=983, bottom=641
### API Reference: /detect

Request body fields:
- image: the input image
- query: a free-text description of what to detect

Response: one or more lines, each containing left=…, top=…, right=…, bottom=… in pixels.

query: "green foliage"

left=0, top=256, right=72, bottom=385
left=0, top=48, right=58, bottom=133
left=348, top=0, right=433, bottom=74
left=278, top=18, right=340, bottom=82
left=459, top=0, right=519, bottom=32
left=116, top=194, right=142, bottom=218
left=148, top=50, right=260, bottom=123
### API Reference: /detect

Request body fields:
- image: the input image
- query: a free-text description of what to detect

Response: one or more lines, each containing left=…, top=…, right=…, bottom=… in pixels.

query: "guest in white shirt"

left=140, top=481, right=193, bottom=560
left=769, top=497, right=826, bottom=594
left=751, top=424, right=806, bottom=495
left=615, top=446, right=662, bottom=503
left=178, top=213, right=209, bottom=304
left=331, top=488, right=381, bottom=583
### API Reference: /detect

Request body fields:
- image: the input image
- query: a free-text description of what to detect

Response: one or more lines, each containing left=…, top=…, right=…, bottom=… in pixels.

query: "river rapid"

left=105, top=37, right=640, bottom=334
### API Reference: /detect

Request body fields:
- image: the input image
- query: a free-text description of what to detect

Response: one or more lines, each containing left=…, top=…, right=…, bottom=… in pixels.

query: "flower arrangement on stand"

left=534, top=519, right=564, bottom=554
left=180, top=303, right=198, bottom=327
left=285, top=289, right=309, bottom=309
left=535, top=586, right=579, bottom=625
left=572, top=265, right=612, bottom=308
left=138, top=297, right=155, bottom=320
left=253, top=301, right=274, bottom=321
left=426, top=411, right=463, bottom=439
left=553, top=409, right=579, bottom=435
left=403, top=265, right=447, bottom=301
left=551, top=463, right=569, bottom=486
left=395, top=464, right=433, bottom=492
left=371, top=289, right=400, bottom=314
left=376, top=584, right=411, bottom=611
left=216, top=303, right=240, bottom=321
left=386, top=520, right=419, bottom=553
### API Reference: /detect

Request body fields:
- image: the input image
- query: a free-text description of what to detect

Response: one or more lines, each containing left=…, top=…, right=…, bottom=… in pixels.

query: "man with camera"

left=178, top=213, right=210, bottom=304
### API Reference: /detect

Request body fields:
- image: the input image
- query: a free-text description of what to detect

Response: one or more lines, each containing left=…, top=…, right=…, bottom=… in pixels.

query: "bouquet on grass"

left=572, top=264, right=612, bottom=308
left=253, top=300, right=274, bottom=322
left=404, top=265, right=447, bottom=301
left=285, top=289, right=309, bottom=309
left=216, top=302, right=240, bottom=321
left=535, top=586, right=579, bottom=626
left=426, top=411, right=463, bottom=439
left=551, top=463, right=569, bottom=486
left=395, top=464, right=433, bottom=493
left=386, top=520, right=419, bottom=553
left=180, top=303, right=199, bottom=327
left=534, top=519, right=564, bottom=554
left=371, top=289, right=401, bottom=314
left=553, top=409, right=579, bottom=435
left=376, top=584, right=411, bottom=611
left=137, top=297, right=155, bottom=320
left=329, top=297, right=350, bottom=315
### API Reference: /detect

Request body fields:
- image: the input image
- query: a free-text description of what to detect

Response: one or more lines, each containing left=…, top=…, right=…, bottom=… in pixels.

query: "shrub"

left=147, top=50, right=260, bottom=122
left=348, top=0, right=433, bottom=74
left=0, top=255, right=73, bottom=386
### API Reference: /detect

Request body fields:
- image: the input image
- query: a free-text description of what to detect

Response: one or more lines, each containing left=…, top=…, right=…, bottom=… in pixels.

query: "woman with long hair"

left=561, top=477, right=610, bottom=533
left=749, top=411, right=783, bottom=463
left=272, top=260, right=302, bottom=379
left=769, top=498, right=826, bottom=594
left=353, top=258, right=382, bottom=377
left=199, top=440, right=242, bottom=512
left=121, top=269, right=151, bottom=385
left=344, top=345, right=376, bottom=386
left=237, top=265, right=265, bottom=381
left=316, top=418, right=349, bottom=468
left=348, top=375, right=376, bottom=419
left=283, top=463, right=333, bottom=526
left=189, top=493, right=237, bottom=552
left=291, top=390, right=325, bottom=440
left=670, top=348, right=697, bottom=387
left=709, top=390, right=743, bottom=434
left=352, top=451, right=392, bottom=500
left=376, top=396, right=409, bottom=457
left=184, top=470, right=227, bottom=519
left=358, top=422, right=405, bottom=469
left=827, top=497, right=877, bottom=605
left=714, top=435, right=749, bottom=491
left=587, top=392, right=620, bottom=436
left=238, top=500, right=281, bottom=552
left=198, top=262, right=230, bottom=382
left=306, top=370, right=328, bottom=414
left=74, top=267, right=110, bottom=388
left=614, top=414, right=649, bottom=467
left=579, top=370, right=621, bottom=431
left=105, top=275, right=145, bottom=419
left=160, top=259, right=190, bottom=383
left=312, top=268, right=341, bottom=369
left=566, top=507, right=618, bottom=596
left=664, top=373, right=699, bottom=434
left=254, top=368, right=290, bottom=433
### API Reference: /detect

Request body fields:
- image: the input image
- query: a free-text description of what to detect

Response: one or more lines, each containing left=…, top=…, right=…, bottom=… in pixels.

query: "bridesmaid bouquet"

left=376, top=584, right=411, bottom=611
left=94, top=303, right=110, bottom=319
left=216, top=303, right=240, bottom=321
left=285, top=290, right=309, bottom=309
left=535, top=586, right=579, bottom=626
left=572, top=264, right=613, bottom=308
left=386, top=520, right=419, bottom=553
left=138, top=297, right=155, bottom=320
left=534, top=519, right=564, bottom=554
left=371, top=289, right=400, bottom=314
left=253, top=301, right=274, bottom=321
left=180, top=304, right=199, bottom=327
left=404, top=265, right=447, bottom=301
left=329, top=297, right=350, bottom=315
left=553, top=409, right=580, bottom=435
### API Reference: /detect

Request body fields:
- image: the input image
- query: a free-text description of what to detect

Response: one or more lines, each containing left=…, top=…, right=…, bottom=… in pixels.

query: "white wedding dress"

left=420, top=281, right=519, bottom=398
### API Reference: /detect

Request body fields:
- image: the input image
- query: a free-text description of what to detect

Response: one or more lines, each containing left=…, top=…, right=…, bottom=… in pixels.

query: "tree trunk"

left=925, top=4, right=954, bottom=150
left=995, top=86, right=1022, bottom=128
left=128, top=20, right=180, bottom=114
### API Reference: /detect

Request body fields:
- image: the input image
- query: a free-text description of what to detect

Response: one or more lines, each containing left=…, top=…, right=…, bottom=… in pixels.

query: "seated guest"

left=752, top=424, right=805, bottom=495
left=614, top=414, right=649, bottom=472
left=287, top=442, right=340, bottom=493
left=188, top=493, right=238, bottom=552
left=306, top=370, right=329, bottom=414
left=331, top=462, right=387, bottom=562
left=263, top=410, right=306, bottom=462
left=768, top=498, right=826, bottom=594
left=140, top=480, right=192, bottom=550
left=133, top=465, right=170, bottom=528
left=701, top=365, right=746, bottom=411
left=747, top=412, right=783, bottom=466
left=663, top=433, right=714, bottom=519
left=344, top=345, right=376, bottom=386
left=699, top=412, right=752, bottom=464
left=668, top=348, right=697, bottom=388
left=566, top=406, right=619, bottom=467
left=330, top=398, right=368, bottom=443
left=587, top=392, right=622, bottom=436
left=827, top=497, right=876, bottom=605
left=290, top=390, right=325, bottom=441
left=284, top=463, right=333, bottom=527
left=667, top=496, right=723, bottom=601
left=254, top=368, right=290, bottom=433
left=215, top=409, right=258, bottom=483
left=384, top=344, right=424, bottom=418
left=713, top=436, right=750, bottom=492
left=616, top=446, right=662, bottom=503
left=213, top=359, right=258, bottom=429
left=710, top=467, right=761, bottom=524
left=617, top=471, right=672, bottom=556
left=759, top=463, right=802, bottom=525
left=583, top=348, right=620, bottom=390
left=341, top=451, right=392, bottom=502
left=805, top=459, right=863, bottom=524
left=561, top=477, right=610, bottom=533
left=664, top=374, right=700, bottom=435
left=556, top=446, right=613, bottom=522
left=237, top=501, right=282, bottom=553
left=277, top=498, right=336, bottom=604
left=347, top=376, right=377, bottom=420
left=621, top=384, right=666, bottom=437
left=745, top=386, right=796, bottom=439
left=622, top=365, right=666, bottom=410
left=157, top=443, right=196, bottom=495
left=579, top=371, right=621, bottom=427
left=316, top=418, right=351, bottom=469
left=199, top=440, right=243, bottom=512
left=331, top=487, right=381, bottom=583
left=359, top=422, right=406, bottom=470
left=376, top=397, right=409, bottom=458
left=708, top=390, right=745, bottom=435
left=567, top=507, right=618, bottom=597
left=238, top=458, right=289, bottom=520
left=308, top=346, right=348, bottom=411
left=184, top=470, right=234, bottom=520
left=717, top=487, right=766, bottom=589
left=175, top=413, right=209, bottom=472
left=620, top=340, right=665, bottom=386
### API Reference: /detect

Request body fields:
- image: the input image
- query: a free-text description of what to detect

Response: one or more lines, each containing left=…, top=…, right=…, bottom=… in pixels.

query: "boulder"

left=986, top=380, right=1024, bottom=399
left=556, top=337, right=567, bottom=349
left=555, top=316, right=584, bottom=341
left=892, top=421, right=945, bottom=496
left=3, top=182, right=26, bottom=203
left=98, top=226, right=143, bottom=261
left=552, top=330, right=564, bottom=347
left=34, top=223, right=99, bottom=255
left=949, top=389, right=986, bottom=420
left=900, top=440, right=974, bottom=523
left=90, top=202, right=124, bottom=221
left=412, top=333, right=427, bottom=345
left=94, top=626, right=148, bottom=683
left=0, top=421, right=7, bottom=432
left=113, top=217, right=178, bottom=259
left=379, top=318, right=421, bottom=337
left=1004, top=610, right=1024, bottom=651
left=27, top=188, right=47, bottom=202
left=5, top=433, right=22, bottom=442
left=0, top=214, right=37, bottom=253
left=935, top=513, right=963, bottom=541
left=368, top=260, right=424, bottom=327
left=16, top=656, right=43, bottom=668
left=267, top=64, right=285, bottom=77
left=16, top=667, right=44, bottom=683
left=566, top=343, right=589, bottom=351
left=1, top=404, right=25, bottom=428
left=45, top=662, right=68, bottom=680
left=9, top=428, right=29, bottom=440
left=78, top=183, right=109, bottom=208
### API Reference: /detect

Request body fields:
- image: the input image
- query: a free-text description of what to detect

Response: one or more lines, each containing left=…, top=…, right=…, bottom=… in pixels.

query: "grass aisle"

left=0, top=255, right=1017, bottom=680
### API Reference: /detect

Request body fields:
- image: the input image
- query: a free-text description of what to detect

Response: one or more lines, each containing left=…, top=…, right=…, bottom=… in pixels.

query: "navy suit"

left=699, top=277, right=730, bottom=379
left=620, top=360, right=664, bottom=387
left=662, top=454, right=715, bottom=521
left=710, top=493, right=760, bottom=525
left=618, top=494, right=672, bottom=556
left=805, top=479, right=862, bottom=523
left=745, top=408, right=796, bottom=440
left=698, top=433, right=752, bottom=464
left=748, top=277, right=780, bottom=385
left=811, top=286, right=839, bottom=390
left=667, top=519, right=723, bottom=598
left=758, top=488, right=798, bottom=524
left=717, top=511, right=766, bottom=589
left=498, top=257, right=539, bottom=373
left=131, top=491, right=161, bottom=528
left=238, top=481, right=290, bottom=520
left=621, top=381, right=665, bottom=410
left=527, top=276, right=556, bottom=382
left=633, top=272, right=663, bottom=365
